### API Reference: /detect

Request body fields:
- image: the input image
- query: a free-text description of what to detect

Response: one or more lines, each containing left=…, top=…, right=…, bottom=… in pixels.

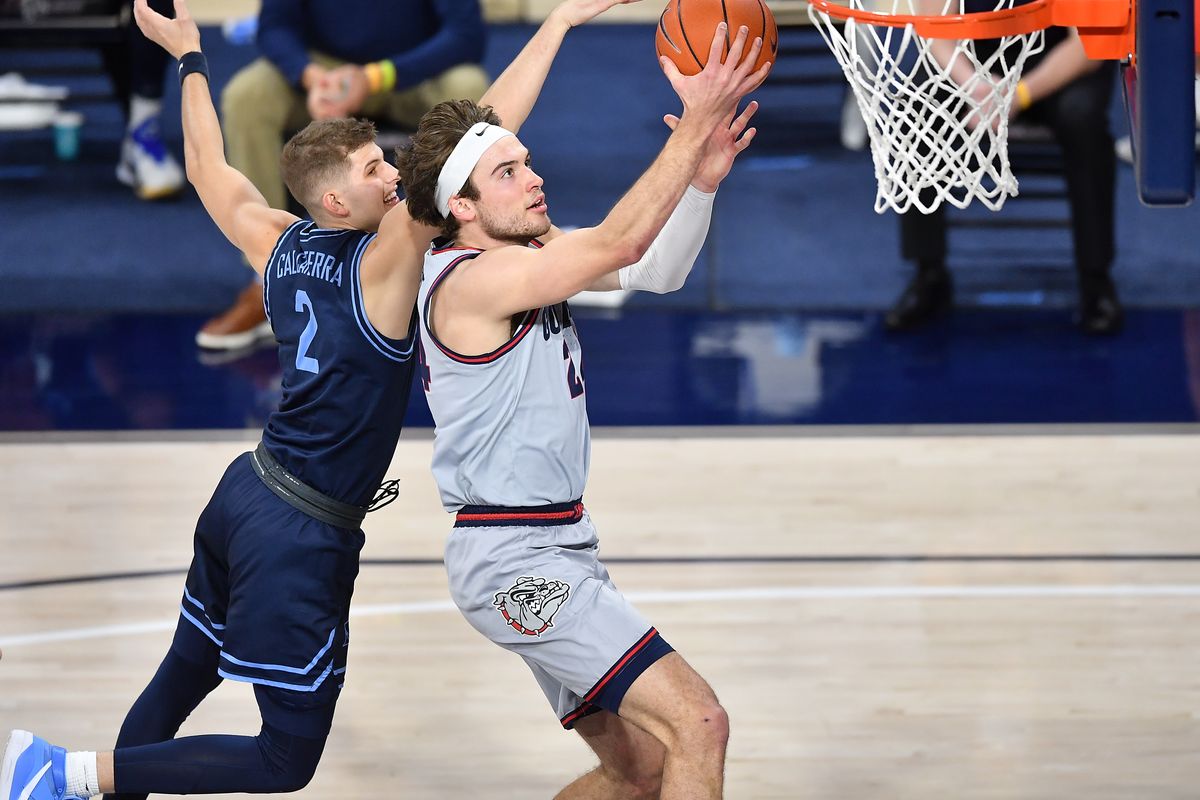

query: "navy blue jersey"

left=261, top=220, right=417, bottom=507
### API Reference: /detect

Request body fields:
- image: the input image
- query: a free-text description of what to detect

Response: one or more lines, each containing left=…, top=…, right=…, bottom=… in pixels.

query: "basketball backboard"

left=808, top=0, right=1199, bottom=211
left=1124, top=0, right=1196, bottom=206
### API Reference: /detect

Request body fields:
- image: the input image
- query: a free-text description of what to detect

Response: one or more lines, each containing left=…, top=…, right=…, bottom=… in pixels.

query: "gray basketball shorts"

left=444, top=501, right=674, bottom=728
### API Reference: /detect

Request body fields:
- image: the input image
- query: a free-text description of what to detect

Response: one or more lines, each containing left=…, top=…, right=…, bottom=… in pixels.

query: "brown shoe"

left=195, top=282, right=272, bottom=350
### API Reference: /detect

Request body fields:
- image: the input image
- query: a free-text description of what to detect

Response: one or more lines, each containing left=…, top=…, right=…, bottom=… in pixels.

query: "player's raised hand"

left=663, top=99, right=759, bottom=191
left=554, top=0, right=641, bottom=28
left=133, top=0, right=201, bottom=60
left=661, top=25, right=767, bottom=125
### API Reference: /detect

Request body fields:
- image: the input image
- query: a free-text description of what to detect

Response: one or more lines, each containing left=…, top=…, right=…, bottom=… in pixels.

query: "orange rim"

left=809, top=0, right=1137, bottom=59
left=807, top=0, right=1055, bottom=38
left=809, top=0, right=1135, bottom=57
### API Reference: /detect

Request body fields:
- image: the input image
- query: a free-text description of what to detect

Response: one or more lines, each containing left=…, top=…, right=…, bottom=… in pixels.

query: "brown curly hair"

left=395, top=99, right=501, bottom=238
left=280, top=118, right=377, bottom=215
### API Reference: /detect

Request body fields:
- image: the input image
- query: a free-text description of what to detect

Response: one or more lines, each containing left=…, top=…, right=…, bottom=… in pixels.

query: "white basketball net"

left=809, top=0, right=1045, bottom=214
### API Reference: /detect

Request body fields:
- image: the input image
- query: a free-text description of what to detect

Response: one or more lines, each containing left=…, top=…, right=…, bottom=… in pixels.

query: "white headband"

left=435, top=122, right=515, bottom=218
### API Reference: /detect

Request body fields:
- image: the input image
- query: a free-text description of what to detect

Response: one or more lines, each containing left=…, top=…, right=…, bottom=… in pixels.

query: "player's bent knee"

left=257, top=722, right=326, bottom=793
left=695, top=699, right=731, bottom=748
left=268, top=742, right=321, bottom=793
left=270, top=763, right=318, bottom=793
left=669, top=699, right=730, bottom=755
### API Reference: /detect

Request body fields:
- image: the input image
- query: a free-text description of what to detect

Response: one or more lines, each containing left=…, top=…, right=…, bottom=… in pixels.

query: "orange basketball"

left=655, top=0, right=778, bottom=77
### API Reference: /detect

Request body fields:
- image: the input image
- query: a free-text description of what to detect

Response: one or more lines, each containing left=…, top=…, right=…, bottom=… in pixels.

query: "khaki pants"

left=221, top=55, right=489, bottom=209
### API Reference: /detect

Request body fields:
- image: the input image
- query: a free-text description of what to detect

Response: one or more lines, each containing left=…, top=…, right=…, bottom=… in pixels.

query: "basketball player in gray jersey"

left=399, top=28, right=767, bottom=800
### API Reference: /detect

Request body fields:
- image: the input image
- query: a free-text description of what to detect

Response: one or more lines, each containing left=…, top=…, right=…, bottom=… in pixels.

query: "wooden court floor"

left=1, top=429, right=1198, bottom=798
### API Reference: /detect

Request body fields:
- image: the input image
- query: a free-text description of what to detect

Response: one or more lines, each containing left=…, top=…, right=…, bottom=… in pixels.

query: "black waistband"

left=454, top=499, right=585, bottom=528
left=250, top=442, right=367, bottom=529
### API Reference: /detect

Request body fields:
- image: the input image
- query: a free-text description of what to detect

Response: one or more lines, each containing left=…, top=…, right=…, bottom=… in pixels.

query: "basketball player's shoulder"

left=457, top=241, right=529, bottom=269
left=273, top=217, right=309, bottom=249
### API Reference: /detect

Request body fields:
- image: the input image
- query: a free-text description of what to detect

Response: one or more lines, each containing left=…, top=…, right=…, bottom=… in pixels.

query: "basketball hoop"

left=808, top=0, right=1134, bottom=214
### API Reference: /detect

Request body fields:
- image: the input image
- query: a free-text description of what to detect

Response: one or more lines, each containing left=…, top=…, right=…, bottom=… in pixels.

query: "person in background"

left=111, top=0, right=185, bottom=199
left=887, top=25, right=1121, bottom=335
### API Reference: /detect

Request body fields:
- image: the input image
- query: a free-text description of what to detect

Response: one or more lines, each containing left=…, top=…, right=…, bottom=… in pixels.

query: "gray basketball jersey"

left=417, top=241, right=590, bottom=511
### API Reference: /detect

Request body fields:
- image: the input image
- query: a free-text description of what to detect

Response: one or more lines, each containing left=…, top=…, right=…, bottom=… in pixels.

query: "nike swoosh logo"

left=17, top=762, right=51, bottom=800
left=475, top=129, right=486, bottom=136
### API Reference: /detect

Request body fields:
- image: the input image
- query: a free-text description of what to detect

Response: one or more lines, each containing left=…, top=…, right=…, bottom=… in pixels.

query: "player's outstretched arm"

left=356, top=200, right=443, bottom=340
left=586, top=99, right=760, bottom=293
left=455, top=25, right=768, bottom=319
left=133, top=0, right=296, bottom=274
left=481, top=0, right=641, bottom=132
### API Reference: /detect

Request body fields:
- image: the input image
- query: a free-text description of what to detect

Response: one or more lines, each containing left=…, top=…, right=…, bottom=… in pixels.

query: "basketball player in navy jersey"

left=0, top=0, right=638, bottom=797
left=397, top=28, right=766, bottom=800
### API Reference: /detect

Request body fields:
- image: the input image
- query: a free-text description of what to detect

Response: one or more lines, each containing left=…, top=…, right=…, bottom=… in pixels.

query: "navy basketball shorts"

left=444, top=510, right=673, bottom=729
left=175, top=453, right=364, bottom=737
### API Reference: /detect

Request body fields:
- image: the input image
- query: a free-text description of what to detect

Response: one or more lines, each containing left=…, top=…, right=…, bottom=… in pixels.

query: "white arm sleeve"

left=617, top=185, right=715, bottom=294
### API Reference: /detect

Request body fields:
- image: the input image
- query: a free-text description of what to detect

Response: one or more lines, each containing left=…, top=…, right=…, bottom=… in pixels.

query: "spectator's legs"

left=1040, top=63, right=1122, bottom=334
left=116, top=0, right=184, bottom=200
left=220, top=58, right=312, bottom=210
left=886, top=191, right=953, bottom=331
left=98, top=44, right=131, bottom=115
left=128, top=0, right=173, bottom=105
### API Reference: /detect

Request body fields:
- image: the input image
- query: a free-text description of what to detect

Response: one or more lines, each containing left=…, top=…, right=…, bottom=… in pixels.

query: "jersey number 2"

left=295, top=290, right=320, bottom=374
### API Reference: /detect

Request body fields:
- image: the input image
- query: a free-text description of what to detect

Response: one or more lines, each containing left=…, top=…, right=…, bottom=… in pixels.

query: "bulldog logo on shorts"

left=494, top=576, right=571, bottom=636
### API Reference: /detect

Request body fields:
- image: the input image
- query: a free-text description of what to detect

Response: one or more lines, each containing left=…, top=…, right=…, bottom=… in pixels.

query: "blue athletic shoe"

left=0, top=730, right=77, bottom=800
left=115, top=118, right=184, bottom=201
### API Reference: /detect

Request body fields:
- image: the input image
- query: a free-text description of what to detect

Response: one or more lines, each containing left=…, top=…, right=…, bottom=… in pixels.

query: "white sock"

left=128, top=94, right=162, bottom=131
left=64, top=751, right=100, bottom=798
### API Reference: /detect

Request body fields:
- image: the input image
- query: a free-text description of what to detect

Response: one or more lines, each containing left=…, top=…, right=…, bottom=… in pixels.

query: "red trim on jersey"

left=455, top=502, right=584, bottom=523
left=429, top=251, right=481, bottom=286
left=432, top=239, right=538, bottom=255
left=560, top=702, right=601, bottom=728
left=433, top=309, right=538, bottom=365
left=424, top=253, right=541, bottom=365
left=424, top=310, right=538, bottom=365
left=583, top=628, right=658, bottom=703
left=424, top=240, right=549, bottom=365
left=430, top=244, right=482, bottom=255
